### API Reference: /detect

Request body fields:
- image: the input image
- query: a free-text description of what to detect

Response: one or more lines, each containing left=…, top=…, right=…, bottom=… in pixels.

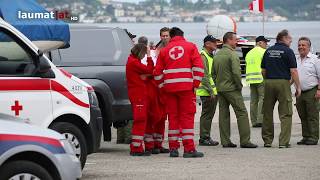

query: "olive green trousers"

left=262, top=79, right=292, bottom=146
left=218, top=90, right=251, bottom=145
left=199, top=96, right=218, bottom=139
left=296, top=87, right=319, bottom=142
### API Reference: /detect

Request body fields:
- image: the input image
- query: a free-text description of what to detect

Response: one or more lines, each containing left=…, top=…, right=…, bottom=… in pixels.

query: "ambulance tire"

left=50, top=122, right=87, bottom=169
left=0, top=160, right=53, bottom=180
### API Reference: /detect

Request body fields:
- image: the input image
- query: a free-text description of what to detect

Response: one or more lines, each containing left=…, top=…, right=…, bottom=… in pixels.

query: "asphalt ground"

left=82, top=86, right=320, bottom=180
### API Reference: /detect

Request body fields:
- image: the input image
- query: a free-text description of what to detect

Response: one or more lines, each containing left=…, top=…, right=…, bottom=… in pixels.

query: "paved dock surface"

left=82, top=87, right=320, bottom=180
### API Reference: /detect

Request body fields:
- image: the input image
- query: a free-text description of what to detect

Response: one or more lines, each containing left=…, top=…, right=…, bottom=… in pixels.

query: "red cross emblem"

left=11, top=100, right=23, bottom=116
left=169, top=46, right=184, bottom=60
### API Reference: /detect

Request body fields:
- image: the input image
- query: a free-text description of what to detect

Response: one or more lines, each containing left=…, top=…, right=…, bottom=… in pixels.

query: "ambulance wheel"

left=50, top=122, right=87, bottom=169
left=0, top=160, right=53, bottom=180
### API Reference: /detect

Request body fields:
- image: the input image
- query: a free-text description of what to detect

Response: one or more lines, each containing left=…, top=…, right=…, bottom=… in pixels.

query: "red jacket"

left=126, top=54, right=154, bottom=101
left=153, top=36, right=204, bottom=93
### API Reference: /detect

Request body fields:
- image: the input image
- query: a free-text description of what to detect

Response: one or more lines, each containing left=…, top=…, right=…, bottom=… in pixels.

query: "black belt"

left=302, top=86, right=318, bottom=93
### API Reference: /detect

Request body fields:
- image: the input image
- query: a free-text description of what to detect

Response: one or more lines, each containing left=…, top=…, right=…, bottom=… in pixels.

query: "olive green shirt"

left=213, top=44, right=243, bottom=92
left=200, top=48, right=214, bottom=96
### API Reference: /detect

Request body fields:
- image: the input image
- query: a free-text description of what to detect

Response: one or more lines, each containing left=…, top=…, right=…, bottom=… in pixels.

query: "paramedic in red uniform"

left=154, top=27, right=205, bottom=158
left=126, top=43, right=154, bottom=156
left=145, top=28, right=171, bottom=154
left=139, top=35, right=170, bottom=154
left=152, top=27, right=171, bottom=153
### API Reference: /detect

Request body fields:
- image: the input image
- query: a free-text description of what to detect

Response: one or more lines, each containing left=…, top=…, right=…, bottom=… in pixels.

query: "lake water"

left=100, top=21, right=320, bottom=53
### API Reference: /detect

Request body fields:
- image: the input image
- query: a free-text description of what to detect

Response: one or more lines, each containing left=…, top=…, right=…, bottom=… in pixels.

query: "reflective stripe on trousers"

left=182, top=129, right=194, bottom=133
left=168, top=129, right=180, bottom=141
left=153, top=133, right=163, bottom=142
left=132, top=135, right=144, bottom=141
left=182, top=135, right=194, bottom=140
left=182, top=129, right=194, bottom=140
left=144, top=134, right=154, bottom=142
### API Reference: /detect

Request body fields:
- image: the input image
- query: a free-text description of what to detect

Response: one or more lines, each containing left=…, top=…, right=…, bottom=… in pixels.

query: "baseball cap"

left=256, top=36, right=270, bottom=42
left=125, top=29, right=137, bottom=39
left=204, top=35, right=218, bottom=43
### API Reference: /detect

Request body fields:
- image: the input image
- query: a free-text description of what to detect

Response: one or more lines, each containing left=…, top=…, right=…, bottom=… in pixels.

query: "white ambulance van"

left=0, top=18, right=102, bottom=168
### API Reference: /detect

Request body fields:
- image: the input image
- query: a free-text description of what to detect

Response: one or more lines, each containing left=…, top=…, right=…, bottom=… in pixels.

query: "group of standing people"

left=245, top=30, right=319, bottom=148
left=125, top=26, right=319, bottom=158
left=126, top=27, right=206, bottom=157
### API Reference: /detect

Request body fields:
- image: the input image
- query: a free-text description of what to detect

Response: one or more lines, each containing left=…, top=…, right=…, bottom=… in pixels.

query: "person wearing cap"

left=196, top=35, right=219, bottom=146
left=296, top=37, right=320, bottom=145
left=245, top=36, right=269, bottom=128
left=261, top=29, right=301, bottom=148
left=213, top=32, right=257, bottom=148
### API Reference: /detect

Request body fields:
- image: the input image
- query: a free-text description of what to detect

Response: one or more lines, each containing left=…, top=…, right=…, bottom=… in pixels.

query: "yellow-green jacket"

left=245, top=46, right=265, bottom=84
left=196, top=49, right=218, bottom=96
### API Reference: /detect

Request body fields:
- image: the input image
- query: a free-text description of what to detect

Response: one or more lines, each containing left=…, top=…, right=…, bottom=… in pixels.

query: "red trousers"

left=130, top=98, right=148, bottom=153
left=166, top=90, right=196, bottom=152
left=144, top=81, right=166, bottom=150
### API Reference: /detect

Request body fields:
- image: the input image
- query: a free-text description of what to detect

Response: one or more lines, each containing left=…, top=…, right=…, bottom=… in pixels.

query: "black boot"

left=159, top=147, right=170, bottom=153
left=169, top=149, right=179, bottom=157
left=151, top=148, right=160, bottom=154
left=130, top=151, right=151, bottom=156
left=222, top=142, right=237, bottom=148
left=240, top=143, right=258, bottom=148
left=199, top=137, right=219, bottom=146
left=183, top=150, right=204, bottom=158
left=305, top=140, right=318, bottom=145
left=297, top=138, right=307, bottom=145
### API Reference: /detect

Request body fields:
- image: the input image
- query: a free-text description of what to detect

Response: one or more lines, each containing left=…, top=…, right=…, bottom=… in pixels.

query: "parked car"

left=0, top=18, right=102, bottom=168
left=49, top=24, right=133, bottom=141
left=0, top=113, right=82, bottom=180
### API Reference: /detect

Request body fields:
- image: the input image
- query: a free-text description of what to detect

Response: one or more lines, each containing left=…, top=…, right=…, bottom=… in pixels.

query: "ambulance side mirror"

left=38, top=57, right=51, bottom=73
left=38, top=57, right=55, bottom=78
left=35, top=51, right=54, bottom=78
left=37, top=50, right=51, bottom=73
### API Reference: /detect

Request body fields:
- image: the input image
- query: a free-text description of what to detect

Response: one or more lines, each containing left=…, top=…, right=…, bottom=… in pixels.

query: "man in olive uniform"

left=261, top=29, right=301, bottom=148
left=213, top=32, right=257, bottom=148
left=196, top=35, right=219, bottom=146
left=296, top=37, right=320, bottom=145
left=245, top=36, right=269, bottom=127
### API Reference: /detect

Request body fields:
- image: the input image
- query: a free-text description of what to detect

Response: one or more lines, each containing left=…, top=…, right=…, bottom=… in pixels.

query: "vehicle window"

left=57, top=28, right=132, bottom=66
left=0, top=29, right=36, bottom=77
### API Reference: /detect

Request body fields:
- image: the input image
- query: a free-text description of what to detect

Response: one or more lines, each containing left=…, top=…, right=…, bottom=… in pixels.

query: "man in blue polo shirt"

left=261, top=29, right=301, bottom=148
